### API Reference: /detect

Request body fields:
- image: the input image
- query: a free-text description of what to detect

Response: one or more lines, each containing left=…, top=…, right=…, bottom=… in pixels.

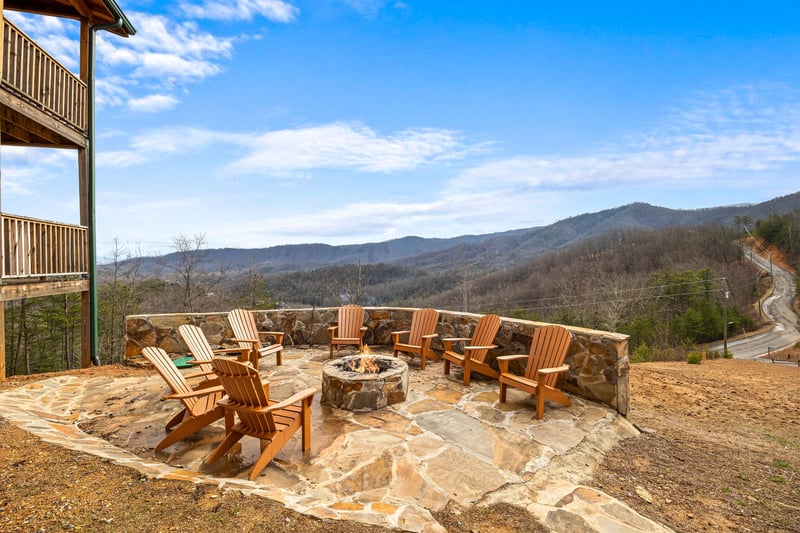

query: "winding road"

left=712, top=250, right=799, bottom=360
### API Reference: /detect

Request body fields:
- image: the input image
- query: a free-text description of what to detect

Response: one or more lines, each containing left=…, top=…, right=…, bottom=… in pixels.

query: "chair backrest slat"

left=178, top=324, right=214, bottom=373
left=142, top=346, right=197, bottom=411
left=408, top=308, right=439, bottom=346
left=338, top=304, right=365, bottom=338
left=524, top=325, right=573, bottom=386
left=211, top=358, right=276, bottom=433
left=229, top=308, right=261, bottom=350
left=467, top=314, right=501, bottom=363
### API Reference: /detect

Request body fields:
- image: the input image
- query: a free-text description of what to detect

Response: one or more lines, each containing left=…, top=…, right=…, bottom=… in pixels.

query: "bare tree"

left=98, top=239, right=143, bottom=363
left=327, top=261, right=366, bottom=305
left=157, top=233, right=225, bottom=312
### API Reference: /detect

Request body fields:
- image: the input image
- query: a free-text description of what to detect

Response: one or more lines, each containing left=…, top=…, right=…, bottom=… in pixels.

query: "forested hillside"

left=5, top=195, right=800, bottom=376
left=123, top=191, right=800, bottom=275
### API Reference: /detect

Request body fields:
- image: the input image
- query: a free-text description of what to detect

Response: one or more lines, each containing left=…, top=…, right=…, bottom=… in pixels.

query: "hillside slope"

left=106, top=191, right=800, bottom=275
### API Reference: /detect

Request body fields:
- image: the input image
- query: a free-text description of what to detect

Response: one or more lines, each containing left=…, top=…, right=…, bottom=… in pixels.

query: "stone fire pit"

left=321, top=354, right=409, bottom=411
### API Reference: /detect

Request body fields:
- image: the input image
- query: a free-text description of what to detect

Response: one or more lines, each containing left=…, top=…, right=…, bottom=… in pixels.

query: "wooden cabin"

left=0, top=0, right=135, bottom=378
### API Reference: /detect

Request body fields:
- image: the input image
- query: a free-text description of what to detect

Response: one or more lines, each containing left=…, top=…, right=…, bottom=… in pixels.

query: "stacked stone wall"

left=125, top=307, right=629, bottom=415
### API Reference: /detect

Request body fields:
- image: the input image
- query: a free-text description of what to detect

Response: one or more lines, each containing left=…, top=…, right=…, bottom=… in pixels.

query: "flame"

left=363, top=345, right=371, bottom=354
left=347, top=355, right=380, bottom=374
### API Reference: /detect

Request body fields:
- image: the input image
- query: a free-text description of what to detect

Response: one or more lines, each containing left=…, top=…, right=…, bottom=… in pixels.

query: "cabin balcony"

left=0, top=17, right=87, bottom=148
left=0, top=213, right=89, bottom=299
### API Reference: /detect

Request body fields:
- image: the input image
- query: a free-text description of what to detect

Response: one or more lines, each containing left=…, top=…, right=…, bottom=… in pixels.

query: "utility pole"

left=722, top=278, right=729, bottom=356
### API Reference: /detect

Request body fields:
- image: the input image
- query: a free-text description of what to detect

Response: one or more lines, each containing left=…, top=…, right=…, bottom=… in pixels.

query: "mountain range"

left=116, top=190, right=800, bottom=275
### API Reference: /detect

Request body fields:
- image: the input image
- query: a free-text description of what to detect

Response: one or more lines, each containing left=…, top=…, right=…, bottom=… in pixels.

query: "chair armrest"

left=442, top=337, right=471, bottom=351
left=391, top=330, right=408, bottom=343
left=162, top=385, right=224, bottom=400
left=496, top=354, right=528, bottom=374
left=421, top=333, right=438, bottom=339
left=267, top=388, right=316, bottom=412
left=537, top=365, right=570, bottom=375
left=464, top=344, right=497, bottom=351
left=231, top=337, right=259, bottom=345
left=183, top=369, right=216, bottom=379
left=213, top=347, right=250, bottom=355
left=258, top=331, right=285, bottom=344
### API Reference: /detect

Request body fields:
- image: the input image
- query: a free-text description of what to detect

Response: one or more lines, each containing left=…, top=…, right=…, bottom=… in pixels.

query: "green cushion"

left=172, top=356, right=194, bottom=369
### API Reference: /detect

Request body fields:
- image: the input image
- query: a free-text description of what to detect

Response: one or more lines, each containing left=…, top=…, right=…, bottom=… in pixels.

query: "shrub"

left=631, top=342, right=656, bottom=363
left=687, top=351, right=704, bottom=364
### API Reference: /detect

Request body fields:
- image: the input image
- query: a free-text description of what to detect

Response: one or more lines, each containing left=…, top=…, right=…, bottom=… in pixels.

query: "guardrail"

left=1, top=213, right=88, bottom=279
left=2, top=17, right=87, bottom=131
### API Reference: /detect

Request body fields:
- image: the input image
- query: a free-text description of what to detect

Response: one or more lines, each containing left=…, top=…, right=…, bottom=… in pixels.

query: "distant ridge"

left=109, top=191, right=800, bottom=275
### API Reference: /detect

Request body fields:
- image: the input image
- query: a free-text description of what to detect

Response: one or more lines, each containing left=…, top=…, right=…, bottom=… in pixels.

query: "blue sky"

left=3, top=1, right=800, bottom=259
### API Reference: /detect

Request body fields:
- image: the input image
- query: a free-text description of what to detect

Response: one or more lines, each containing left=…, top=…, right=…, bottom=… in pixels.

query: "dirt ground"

left=594, top=358, right=800, bottom=532
left=1, top=359, right=798, bottom=532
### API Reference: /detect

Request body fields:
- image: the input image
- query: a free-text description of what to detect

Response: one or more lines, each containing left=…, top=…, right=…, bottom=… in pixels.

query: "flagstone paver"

left=0, top=347, right=671, bottom=532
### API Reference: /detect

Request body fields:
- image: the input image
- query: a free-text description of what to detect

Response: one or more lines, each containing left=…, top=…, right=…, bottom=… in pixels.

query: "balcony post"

left=79, top=21, right=92, bottom=368
left=1, top=0, right=6, bottom=379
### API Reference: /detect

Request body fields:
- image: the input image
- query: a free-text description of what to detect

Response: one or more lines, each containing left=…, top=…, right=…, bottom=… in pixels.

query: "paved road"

left=711, top=250, right=799, bottom=359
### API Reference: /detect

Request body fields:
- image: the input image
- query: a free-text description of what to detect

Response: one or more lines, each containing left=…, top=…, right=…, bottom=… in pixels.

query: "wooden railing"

left=2, top=17, right=87, bottom=131
left=1, top=214, right=88, bottom=279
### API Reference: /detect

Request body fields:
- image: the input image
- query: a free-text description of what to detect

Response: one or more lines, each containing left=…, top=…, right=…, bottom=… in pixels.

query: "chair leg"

left=165, top=409, right=187, bottom=431
left=205, top=429, right=245, bottom=466
left=463, top=360, right=471, bottom=386
left=499, top=382, right=507, bottom=403
left=301, top=399, right=312, bottom=451
left=420, top=351, right=426, bottom=371
left=443, top=359, right=450, bottom=375
left=276, top=347, right=283, bottom=366
left=536, top=384, right=546, bottom=420
left=156, top=408, right=224, bottom=453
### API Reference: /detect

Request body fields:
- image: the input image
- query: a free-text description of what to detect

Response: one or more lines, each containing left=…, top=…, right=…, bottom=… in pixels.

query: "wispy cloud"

left=97, top=123, right=477, bottom=175
left=127, top=94, right=180, bottom=113
left=454, top=86, right=800, bottom=194
left=226, top=123, right=474, bottom=176
left=180, top=0, right=299, bottom=22
left=0, top=147, right=75, bottom=197
left=4, top=12, right=78, bottom=69
left=342, top=0, right=407, bottom=18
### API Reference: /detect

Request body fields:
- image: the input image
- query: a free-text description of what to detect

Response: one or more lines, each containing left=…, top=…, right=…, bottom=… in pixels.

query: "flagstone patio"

left=0, top=347, right=670, bottom=532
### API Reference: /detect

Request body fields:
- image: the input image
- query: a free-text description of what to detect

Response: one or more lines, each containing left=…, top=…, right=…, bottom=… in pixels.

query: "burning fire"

left=347, top=354, right=380, bottom=373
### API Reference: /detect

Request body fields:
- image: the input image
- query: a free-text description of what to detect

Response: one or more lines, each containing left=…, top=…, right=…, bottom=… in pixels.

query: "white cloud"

left=4, top=12, right=79, bottom=69
left=97, top=14, right=233, bottom=82
left=454, top=86, right=800, bottom=194
left=97, top=123, right=474, bottom=175
left=226, top=123, right=472, bottom=176
left=180, top=0, right=299, bottom=22
left=127, top=94, right=180, bottom=113
left=0, top=147, right=75, bottom=196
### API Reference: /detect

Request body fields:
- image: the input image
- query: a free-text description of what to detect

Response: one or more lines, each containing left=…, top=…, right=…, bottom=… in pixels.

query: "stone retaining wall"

left=125, top=307, right=629, bottom=415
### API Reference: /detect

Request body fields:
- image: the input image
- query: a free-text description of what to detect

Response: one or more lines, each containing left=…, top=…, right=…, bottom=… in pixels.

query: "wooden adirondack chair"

left=227, top=309, right=284, bottom=368
left=141, top=347, right=230, bottom=452
left=327, top=304, right=368, bottom=358
left=205, top=358, right=315, bottom=480
left=442, top=314, right=502, bottom=385
left=498, top=325, right=573, bottom=419
left=178, top=324, right=251, bottom=370
left=391, top=308, right=439, bottom=369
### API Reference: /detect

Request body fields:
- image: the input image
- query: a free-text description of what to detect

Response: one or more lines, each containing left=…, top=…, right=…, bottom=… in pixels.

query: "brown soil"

left=2, top=360, right=798, bottom=532
left=594, top=359, right=800, bottom=532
